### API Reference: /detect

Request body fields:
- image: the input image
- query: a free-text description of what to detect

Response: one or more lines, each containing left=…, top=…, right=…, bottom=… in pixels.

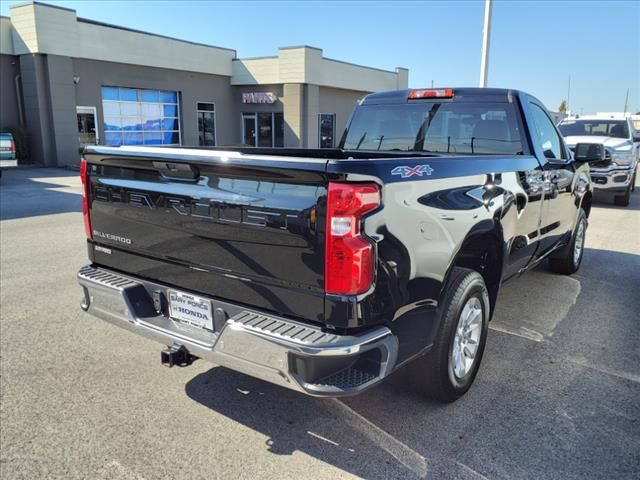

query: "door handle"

left=515, top=193, right=527, bottom=213
left=542, top=170, right=559, bottom=183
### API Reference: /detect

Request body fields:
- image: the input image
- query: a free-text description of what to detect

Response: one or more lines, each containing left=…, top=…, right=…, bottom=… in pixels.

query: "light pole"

left=623, top=88, right=629, bottom=115
left=479, top=0, right=492, bottom=87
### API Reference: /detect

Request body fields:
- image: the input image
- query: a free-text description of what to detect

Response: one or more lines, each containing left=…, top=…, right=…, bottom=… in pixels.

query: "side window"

left=530, top=104, right=564, bottom=160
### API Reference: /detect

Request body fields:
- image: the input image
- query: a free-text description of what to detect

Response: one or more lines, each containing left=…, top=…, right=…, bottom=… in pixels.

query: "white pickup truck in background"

left=559, top=115, right=639, bottom=206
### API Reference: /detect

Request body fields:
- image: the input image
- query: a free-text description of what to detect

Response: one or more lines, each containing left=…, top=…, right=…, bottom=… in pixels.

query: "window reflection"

left=197, top=103, right=216, bottom=146
left=163, top=104, right=177, bottom=117
left=143, top=132, right=162, bottom=145
left=101, top=86, right=180, bottom=146
left=319, top=113, right=335, bottom=148
left=140, top=90, right=159, bottom=102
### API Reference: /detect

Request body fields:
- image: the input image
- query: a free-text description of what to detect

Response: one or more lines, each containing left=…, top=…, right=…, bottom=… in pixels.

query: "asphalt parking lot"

left=1, top=168, right=639, bottom=480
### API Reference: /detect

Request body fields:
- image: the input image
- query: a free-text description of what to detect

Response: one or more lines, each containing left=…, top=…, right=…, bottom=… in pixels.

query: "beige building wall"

left=278, top=47, right=308, bottom=84
left=232, top=57, right=279, bottom=85
left=304, top=85, right=320, bottom=148
left=9, top=2, right=235, bottom=76
left=7, top=4, right=38, bottom=54
left=232, top=46, right=408, bottom=92
left=282, top=84, right=304, bottom=147
left=0, top=17, right=15, bottom=55
left=318, top=87, right=367, bottom=147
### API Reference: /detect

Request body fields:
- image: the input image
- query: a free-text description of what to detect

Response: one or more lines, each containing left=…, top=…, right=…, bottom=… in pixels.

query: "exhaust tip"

left=80, top=287, right=90, bottom=311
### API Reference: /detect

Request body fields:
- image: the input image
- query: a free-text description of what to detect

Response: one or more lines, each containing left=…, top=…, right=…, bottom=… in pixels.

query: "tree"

left=558, top=100, right=567, bottom=113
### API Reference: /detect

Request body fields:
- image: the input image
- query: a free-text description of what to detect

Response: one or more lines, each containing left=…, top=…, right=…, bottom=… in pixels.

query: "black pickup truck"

left=78, top=88, right=594, bottom=402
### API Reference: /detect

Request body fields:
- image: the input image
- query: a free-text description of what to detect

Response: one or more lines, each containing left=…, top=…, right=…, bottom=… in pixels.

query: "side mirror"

left=633, top=134, right=640, bottom=143
left=573, top=143, right=606, bottom=162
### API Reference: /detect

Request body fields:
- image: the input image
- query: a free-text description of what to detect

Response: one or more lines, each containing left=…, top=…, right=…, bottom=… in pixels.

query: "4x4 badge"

left=391, top=165, right=434, bottom=178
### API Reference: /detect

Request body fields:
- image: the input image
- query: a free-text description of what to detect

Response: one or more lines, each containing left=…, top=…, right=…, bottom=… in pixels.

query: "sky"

left=2, top=0, right=639, bottom=114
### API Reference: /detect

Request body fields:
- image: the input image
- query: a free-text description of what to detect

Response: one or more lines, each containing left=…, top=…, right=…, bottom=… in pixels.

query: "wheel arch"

left=579, top=190, right=593, bottom=218
left=440, top=220, right=505, bottom=320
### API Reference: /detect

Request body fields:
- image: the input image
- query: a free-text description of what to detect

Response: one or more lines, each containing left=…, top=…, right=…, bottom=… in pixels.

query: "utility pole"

left=623, top=88, right=629, bottom=115
left=567, top=75, right=571, bottom=113
left=479, top=0, right=492, bottom=87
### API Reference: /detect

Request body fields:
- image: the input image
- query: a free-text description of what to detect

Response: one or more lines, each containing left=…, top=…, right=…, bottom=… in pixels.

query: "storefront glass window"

left=101, top=86, right=180, bottom=146
left=197, top=103, right=216, bottom=146
left=258, top=113, right=273, bottom=147
left=274, top=113, right=284, bottom=147
left=242, top=112, right=284, bottom=147
left=319, top=113, right=336, bottom=148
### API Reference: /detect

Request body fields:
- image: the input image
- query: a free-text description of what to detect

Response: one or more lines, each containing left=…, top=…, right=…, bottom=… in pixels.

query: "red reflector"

left=408, top=88, right=453, bottom=99
left=80, top=158, right=93, bottom=240
left=325, top=182, right=380, bottom=296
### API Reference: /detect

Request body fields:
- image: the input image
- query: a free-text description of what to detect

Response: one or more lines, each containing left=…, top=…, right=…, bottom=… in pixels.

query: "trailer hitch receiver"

left=161, top=344, right=193, bottom=367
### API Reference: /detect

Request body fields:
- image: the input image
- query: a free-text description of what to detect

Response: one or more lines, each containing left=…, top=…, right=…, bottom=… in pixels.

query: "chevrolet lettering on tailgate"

left=93, top=185, right=299, bottom=230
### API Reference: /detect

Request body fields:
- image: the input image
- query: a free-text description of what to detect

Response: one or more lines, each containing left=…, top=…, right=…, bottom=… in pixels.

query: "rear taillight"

left=325, top=182, right=380, bottom=296
left=80, top=158, right=92, bottom=239
left=10, top=140, right=16, bottom=153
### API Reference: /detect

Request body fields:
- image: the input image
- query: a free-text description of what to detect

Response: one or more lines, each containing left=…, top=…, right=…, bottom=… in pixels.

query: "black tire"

left=408, top=267, right=489, bottom=403
left=614, top=185, right=631, bottom=207
left=549, top=209, right=587, bottom=275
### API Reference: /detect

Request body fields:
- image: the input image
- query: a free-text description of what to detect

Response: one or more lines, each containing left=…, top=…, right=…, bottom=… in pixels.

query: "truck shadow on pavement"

left=0, top=168, right=81, bottom=220
left=185, top=367, right=433, bottom=479
left=185, top=248, right=640, bottom=480
left=591, top=182, right=640, bottom=211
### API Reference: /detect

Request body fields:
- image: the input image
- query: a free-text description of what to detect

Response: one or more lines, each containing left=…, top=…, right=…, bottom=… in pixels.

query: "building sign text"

left=242, top=92, right=277, bottom=104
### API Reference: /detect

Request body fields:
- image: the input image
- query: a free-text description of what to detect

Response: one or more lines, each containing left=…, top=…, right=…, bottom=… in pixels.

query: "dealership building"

left=0, top=1, right=408, bottom=167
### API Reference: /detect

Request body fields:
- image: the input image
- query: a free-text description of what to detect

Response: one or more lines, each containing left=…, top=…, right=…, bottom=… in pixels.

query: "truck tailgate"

left=84, top=147, right=328, bottom=323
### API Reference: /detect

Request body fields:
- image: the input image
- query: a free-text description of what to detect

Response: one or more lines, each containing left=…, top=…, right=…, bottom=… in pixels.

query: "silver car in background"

left=0, top=132, right=18, bottom=178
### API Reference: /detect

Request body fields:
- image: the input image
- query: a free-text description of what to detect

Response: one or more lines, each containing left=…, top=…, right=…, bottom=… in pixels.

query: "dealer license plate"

left=167, top=290, right=213, bottom=330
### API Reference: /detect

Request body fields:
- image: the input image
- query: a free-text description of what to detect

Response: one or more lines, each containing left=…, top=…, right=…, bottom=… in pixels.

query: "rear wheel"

left=549, top=209, right=587, bottom=274
left=409, top=268, right=489, bottom=403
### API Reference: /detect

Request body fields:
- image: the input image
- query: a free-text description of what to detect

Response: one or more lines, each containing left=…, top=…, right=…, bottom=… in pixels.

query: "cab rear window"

left=341, top=102, right=524, bottom=155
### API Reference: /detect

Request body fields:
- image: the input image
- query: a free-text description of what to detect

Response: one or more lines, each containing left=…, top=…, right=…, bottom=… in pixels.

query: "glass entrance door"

left=242, top=113, right=257, bottom=146
left=242, top=112, right=284, bottom=147
left=77, top=106, right=98, bottom=146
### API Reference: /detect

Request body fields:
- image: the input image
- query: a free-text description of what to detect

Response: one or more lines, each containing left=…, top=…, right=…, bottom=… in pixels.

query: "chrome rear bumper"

left=77, top=265, right=397, bottom=396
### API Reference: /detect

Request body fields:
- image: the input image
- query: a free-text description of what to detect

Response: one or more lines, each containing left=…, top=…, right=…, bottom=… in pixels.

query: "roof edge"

left=323, top=56, right=398, bottom=75
left=76, top=17, right=237, bottom=55
left=234, top=55, right=278, bottom=61
left=278, top=45, right=323, bottom=51
left=11, top=1, right=75, bottom=12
